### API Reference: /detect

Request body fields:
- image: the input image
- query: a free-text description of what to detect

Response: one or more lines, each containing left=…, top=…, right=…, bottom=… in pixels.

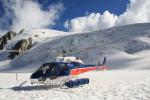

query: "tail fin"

left=97, top=56, right=107, bottom=66
left=102, top=56, right=106, bottom=65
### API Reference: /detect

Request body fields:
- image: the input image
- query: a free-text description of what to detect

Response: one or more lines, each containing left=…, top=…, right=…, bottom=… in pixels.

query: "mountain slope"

left=1, top=23, right=150, bottom=72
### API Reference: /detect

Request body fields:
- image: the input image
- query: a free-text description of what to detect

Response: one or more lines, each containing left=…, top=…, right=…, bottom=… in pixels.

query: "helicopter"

left=30, top=50, right=108, bottom=88
left=2, top=44, right=108, bottom=88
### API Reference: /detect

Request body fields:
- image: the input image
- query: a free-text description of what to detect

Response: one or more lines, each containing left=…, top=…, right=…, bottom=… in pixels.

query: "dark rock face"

left=18, top=29, right=24, bottom=34
left=0, top=31, right=17, bottom=50
left=8, top=37, right=33, bottom=59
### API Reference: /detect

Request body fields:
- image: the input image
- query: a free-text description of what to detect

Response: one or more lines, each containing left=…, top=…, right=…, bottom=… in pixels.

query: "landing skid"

left=31, top=77, right=89, bottom=88
left=31, top=76, right=76, bottom=85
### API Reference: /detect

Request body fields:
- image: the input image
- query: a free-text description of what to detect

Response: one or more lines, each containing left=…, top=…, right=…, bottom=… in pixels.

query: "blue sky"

left=0, top=0, right=129, bottom=32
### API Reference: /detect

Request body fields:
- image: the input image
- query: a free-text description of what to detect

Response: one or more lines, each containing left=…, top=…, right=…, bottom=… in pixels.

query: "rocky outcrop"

left=0, top=31, right=17, bottom=50
left=8, top=37, right=33, bottom=59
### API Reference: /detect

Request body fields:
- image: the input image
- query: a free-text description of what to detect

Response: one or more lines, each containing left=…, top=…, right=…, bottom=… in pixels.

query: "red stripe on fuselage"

left=70, top=66, right=98, bottom=75
left=70, top=66, right=109, bottom=76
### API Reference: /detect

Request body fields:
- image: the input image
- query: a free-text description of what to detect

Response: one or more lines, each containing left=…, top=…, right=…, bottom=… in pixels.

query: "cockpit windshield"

left=37, top=63, right=69, bottom=77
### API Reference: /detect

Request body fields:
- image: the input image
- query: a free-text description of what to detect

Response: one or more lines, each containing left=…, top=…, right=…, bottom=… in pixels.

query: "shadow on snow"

left=11, top=84, right=63, bottom=91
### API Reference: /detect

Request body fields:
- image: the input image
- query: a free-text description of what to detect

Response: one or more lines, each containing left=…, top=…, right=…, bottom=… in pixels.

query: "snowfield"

left=1, top=23, right=150, bottom=100
left=0, top=70, right=150, bottom=100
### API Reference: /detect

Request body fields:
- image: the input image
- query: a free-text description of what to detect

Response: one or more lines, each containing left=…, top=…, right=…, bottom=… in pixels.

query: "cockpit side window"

left=59, top=63, right=69, bottom=76
left=45, top=63, right=58, bottom=77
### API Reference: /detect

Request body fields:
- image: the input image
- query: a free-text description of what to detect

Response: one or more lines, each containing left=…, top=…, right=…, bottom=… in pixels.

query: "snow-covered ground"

left=0, top=70, right=150, bottom=100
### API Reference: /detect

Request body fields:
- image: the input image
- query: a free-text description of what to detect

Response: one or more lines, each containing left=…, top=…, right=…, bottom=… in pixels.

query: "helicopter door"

left=59, top=63, right=69, bottom=76
left=49, top=64, right=59, bottom=79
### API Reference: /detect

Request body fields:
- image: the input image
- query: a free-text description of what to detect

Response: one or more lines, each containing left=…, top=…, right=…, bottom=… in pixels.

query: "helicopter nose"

left=30, top=73, right=36, bottom=79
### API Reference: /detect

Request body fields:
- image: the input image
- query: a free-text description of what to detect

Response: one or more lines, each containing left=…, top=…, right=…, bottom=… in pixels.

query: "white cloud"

left=65, top=0, right=150, bottom=32
left=117, top=0, right=150, bottom=26
left=64, top=11, right=118, bottom=32
left=0, top=0, right=64, bottom=33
